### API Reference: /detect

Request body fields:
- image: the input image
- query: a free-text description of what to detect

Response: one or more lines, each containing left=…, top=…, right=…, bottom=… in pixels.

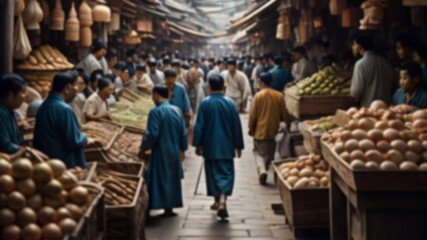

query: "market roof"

left=227, top=0, right=279, bottom=31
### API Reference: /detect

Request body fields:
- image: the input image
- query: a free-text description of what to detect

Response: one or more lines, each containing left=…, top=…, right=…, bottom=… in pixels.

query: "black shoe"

left=162, top=209, right=178, bottom=217
left=259, top=173, right=267, bottom=185
left=210, top=202, right=219, bottom=210
left=217, top=204, right=229, bottom=221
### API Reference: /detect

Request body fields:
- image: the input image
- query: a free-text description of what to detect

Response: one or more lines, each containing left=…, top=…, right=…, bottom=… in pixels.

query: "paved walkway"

left=145, top=114, right=295, bottom=240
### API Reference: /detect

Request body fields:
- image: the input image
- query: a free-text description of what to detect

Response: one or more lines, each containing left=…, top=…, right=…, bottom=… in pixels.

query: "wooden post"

left=0, top=0, right=15, bottom=76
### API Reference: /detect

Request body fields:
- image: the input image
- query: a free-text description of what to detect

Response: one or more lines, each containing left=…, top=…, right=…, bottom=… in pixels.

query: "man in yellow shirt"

left=249, top=73, right=290, bottom=185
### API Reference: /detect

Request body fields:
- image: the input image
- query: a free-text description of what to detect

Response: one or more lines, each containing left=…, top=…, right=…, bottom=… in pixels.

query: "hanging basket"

left=80, top=27, right=93, bottom=47
left=23, top=0, right=44, bottom=30
left=65, top=2, right=80, bottom=42
left=92, top=4, right=111, bottom=23
left=109, top=7, right=120, bottom=32
left=124, top=30, right=141, bottom=45
left=40, top=0, right=50, bottom=25
left=314, top=17, right=323, bottom=28
left=79, top=0, right=93, bottom=27
left=15, top=0, right=25, bottom=16
left=359, top=1, right=384, bottom=30
left=51, top=0, right=65, bottom=31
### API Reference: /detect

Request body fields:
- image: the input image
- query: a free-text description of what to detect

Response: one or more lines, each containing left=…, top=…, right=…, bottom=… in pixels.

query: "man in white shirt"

left=291, top=46, right=315, bottom=81
left=222, top=59, right=251, bottom=112
left=148, top=60, right=165, bottom=86
left=77, top=40, right=108, bottom=76
left=351, top=35, right=394, bottom=107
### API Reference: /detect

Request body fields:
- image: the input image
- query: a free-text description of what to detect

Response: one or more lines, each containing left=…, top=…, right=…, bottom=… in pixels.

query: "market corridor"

left=145, top=114, right=294, bottom=240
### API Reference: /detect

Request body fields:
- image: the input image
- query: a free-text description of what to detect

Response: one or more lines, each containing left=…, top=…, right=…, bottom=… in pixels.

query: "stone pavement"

left=145, top=114, right=296, bottom=240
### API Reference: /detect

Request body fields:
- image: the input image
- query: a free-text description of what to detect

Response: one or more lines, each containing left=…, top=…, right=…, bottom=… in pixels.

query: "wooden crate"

left=298, top=122, right=323, bottom=154
left=64, top=182, right=106, bottom=240
left=272, top=159, right=330, bottom=237
left=330, top=169, right=427, bottom=240
left=86, top=171, right=147, bottom=240
left=86, top=162, right=144, bottom=178
left=83, top=121, right=125, bottom=151
left=321, top=141, right=427, bottom=192
left=285, top=86, right=355, bottom=118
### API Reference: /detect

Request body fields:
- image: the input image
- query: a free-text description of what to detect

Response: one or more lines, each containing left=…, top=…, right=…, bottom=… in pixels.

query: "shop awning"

left=228, top=0, right=278, bottom=30
left=167, top=21, right=217, bottom=38
left=138, top=4, right=166, bottom=17
left=232, top=31, right=247, bottom=43
left=164, top=0, right=197, bottom=14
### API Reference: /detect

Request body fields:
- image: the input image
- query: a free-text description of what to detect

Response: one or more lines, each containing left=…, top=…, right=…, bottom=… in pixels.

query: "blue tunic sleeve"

left=60, top=108, right=88, bottom=149
left=393, top=89, right=404, bottom=105
left=0, top=117, right=22, bottom=154
left=141, top=110, right=160, bottom=151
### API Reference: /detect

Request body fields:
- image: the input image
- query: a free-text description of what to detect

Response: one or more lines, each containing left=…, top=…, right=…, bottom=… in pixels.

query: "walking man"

left=193, top=74, right=244, bottom=220
left=139, top=85, right=188, bottom=217
left=249, top=73, right=290, bottom=185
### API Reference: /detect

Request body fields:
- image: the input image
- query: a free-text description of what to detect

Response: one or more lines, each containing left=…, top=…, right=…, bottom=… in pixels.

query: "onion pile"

left=278, top=155, right=330, bottom=189
left=323, top=101, right=427, bottom=171
left=0, top=158, right=90, bottom=240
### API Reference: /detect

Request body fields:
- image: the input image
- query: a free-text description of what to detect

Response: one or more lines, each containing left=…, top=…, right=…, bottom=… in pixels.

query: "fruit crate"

left=321, top=140, right=427, bottom=191
left=272, top=159, right=330, bottom=238
left=298, top=122, right=323, bottom=155
left=83, top=121, right=124, bottom=151
left=86, top=171, right=147, bottom=240
left=64, top=182, right=106, bottom=240
left=285, top=86, right=355, bottom=118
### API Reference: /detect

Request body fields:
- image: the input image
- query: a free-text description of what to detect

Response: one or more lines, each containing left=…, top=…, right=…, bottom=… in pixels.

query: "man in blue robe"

left=394, top=62, right=427, bottom=109
left=0, top=74, right=27, bottom=157
left=164, top=69, right=192, bottom=126
left=192, top=74, right=244, bottom=220
left=34, top=72, right=91, bottom=168
left=268, top=56, right=293, bottom=92
left=139, top=85, right=188, bottom=217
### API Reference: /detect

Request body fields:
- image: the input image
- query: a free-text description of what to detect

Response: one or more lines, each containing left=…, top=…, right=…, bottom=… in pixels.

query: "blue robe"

left=269, top=66, right=293, bottom=92
left=169, top=83, right=191, bottom=114
left=141, top=101, right=187, bottom=210
left=192, top=93, right=244, bottom=197
left=394, top=88, right=427, bottom=109
left=0, top=104, right=23, bottom=154
left=34, top=93, right=87, bottom=168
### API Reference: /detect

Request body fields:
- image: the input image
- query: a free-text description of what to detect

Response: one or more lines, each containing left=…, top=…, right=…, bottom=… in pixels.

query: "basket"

left=50, top=0, right=65, bottom=31
left=285, top=86, right=355, bottom=118
left=65, top=2, right=80, bottom=42
left=79, top=0, right=93, bottom=27
left=80, top=27, right=93, bottom=47
left=86, top=162, right=144, bottom=179
left=298, top=122, right=323, bottom=154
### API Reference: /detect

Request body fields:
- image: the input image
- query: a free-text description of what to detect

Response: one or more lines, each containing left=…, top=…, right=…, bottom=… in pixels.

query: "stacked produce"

left=68, top=167, right=89, bottom=182
left=0, top=157, right=95, bottom=240
left=17, top=45, right=74, bottom=71
left=296, top=66, right=351, bottom=96
left=105, top=130, right=142, bottom=162
left=323, top=100, right=427, bottom=171
left=277, top=155, right=330, bottom=189
left=81, top=121, right=123, bottom=149
left=89, top=169, right=137, bottom=206
left=303, top=116, right=336, bottom=133
left=110, top=95, right=154, bottom=130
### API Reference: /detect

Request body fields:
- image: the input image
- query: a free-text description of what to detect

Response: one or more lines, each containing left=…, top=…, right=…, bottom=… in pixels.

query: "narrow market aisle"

left=145, top=114, right=295, bottom=240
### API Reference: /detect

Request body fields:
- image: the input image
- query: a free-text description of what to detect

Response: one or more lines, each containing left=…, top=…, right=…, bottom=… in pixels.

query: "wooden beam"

left=0, top=0, right=14, bottom=75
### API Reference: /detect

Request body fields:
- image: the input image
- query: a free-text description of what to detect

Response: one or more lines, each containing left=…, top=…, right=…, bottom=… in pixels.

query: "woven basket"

left=23, top=0, right=44, bottom=30
left=79, top=0, right=93, bottom=27
left=15, top=0, right=25, bottom=16
left=65, top=2, right=80, bottom=42
left=50, top=0, right=64, bottom=31
left=80, top=27, right=92, bottom=47
left=92, top=4, right=111, bottom=23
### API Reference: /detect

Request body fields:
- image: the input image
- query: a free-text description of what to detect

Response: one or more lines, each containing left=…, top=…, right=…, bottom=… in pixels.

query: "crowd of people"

left=1, top=33, right=427, bottom=221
